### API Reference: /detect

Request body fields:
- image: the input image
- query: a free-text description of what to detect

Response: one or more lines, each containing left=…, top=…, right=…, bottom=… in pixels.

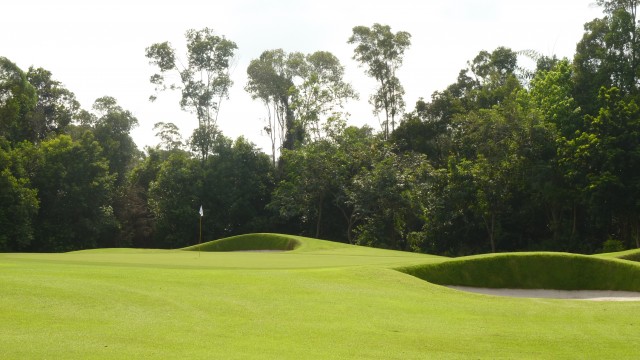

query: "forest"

left=2, top=0, right=640, bottom=255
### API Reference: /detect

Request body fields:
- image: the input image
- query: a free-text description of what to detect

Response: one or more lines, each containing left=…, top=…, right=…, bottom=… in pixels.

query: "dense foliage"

left=2, top=2, right=640, bottom=254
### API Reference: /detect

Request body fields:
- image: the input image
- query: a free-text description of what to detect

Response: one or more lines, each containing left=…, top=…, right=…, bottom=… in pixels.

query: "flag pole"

left=199, top=205, right=203, bottom=258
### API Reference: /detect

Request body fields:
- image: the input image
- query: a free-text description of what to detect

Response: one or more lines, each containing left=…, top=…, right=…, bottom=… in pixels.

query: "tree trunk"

left=572, top=203, right=578, bottom=239
left=489, top=213, right=496, bottom=253
left=337, top=203, right=357, bottom=244
left=315, top=197, right=324, bottom=239
left=634, top=217, right=640, bottom=249
left=483, top=213, right=496, bottom=253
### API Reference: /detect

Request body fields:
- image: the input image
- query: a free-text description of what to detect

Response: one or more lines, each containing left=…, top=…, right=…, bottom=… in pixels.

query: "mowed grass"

left=1, top=234, right=640, bottom=359
left=400, top=252, right=640, bottom=291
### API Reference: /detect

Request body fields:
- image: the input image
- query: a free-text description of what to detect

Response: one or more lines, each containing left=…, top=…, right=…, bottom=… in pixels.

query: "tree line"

left=2, top=0, right=639, bottom=255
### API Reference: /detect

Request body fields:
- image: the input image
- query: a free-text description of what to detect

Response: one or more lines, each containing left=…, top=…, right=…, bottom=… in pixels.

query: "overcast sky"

left=2, top=0, right=603, bottom=152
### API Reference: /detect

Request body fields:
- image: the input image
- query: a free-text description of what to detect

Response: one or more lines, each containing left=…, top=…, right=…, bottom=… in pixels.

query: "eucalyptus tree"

left=348, top=23, right=411, bottom=139
left=596, top=0, right=638, bottom=24
left=153, top=122, right=184, bottom=151
left=146, top=28, right=237, bottom=160
left=246, top=49, right=356, bottom=165
left=290, top=51, right=358, bottom=142
left=246, top=49, right=299, bottom=165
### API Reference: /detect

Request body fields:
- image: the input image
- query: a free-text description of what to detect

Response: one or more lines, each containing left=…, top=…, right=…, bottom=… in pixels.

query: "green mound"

left=181, top=233, right=367, bottom=253
left=596, top=248, right=640, bottom=262
left=399, top=252, right=640, bottom=291
left=183, top=233, right=301, bottom=252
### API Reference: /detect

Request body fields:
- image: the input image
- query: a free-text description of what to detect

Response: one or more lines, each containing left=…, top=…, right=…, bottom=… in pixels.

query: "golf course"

left=2, top=233, right=640, bottom=359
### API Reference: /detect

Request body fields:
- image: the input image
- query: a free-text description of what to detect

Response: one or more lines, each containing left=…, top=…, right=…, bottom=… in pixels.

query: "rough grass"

left=2, top=234, right=640, bottom=359
left=399, top=252, right=640, bottom=291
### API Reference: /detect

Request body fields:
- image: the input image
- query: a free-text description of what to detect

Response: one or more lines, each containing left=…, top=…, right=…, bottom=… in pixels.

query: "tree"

left=148, top=151, right=201, bottom=248
left=25, top=67, right=80, bottom=142
left=574, top=5, right=640, bottom=115
left=246, top=49, right=298, bottom=166
left=146, top=28, right=237, bottom=160
left=124, top=147, right=185, bottom=248
left=349, top=149, right=430, bottom=250
left=90, top=96, right=140, bottom=186
left=269, top=123, right=378, bottom=242
left=271, top=140, right=339, bottom=239
left=529, top=59, right=582, bottom=138
left=153, top=122, right=184, bottom=151
left=452, top=108, right=524, bottom=253
left=30, top=133, right=116, bottom=251
left=201, top=136, right=274, bottom=239
left=290, top=51, right=358, bottom=141
left=0, top=140, right=39, bottom=251
left=148, top=135, right=273, bottom=247
left=561, top=87, right=640, bottom=248
left=348, top=23, right=411, bottom=139
left=0, top=57, right=37, bottom=143
left=246, top=49, right=356, bottom=165
left=392, top=99, right=453, bottom=168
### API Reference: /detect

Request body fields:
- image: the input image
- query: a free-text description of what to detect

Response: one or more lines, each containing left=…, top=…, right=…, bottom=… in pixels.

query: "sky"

left=2, top=0, right=603, bottom=153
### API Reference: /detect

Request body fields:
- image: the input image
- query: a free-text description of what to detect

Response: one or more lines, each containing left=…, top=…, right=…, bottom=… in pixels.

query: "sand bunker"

left=448, top=286, right=640, bottom=301
left=230, top=250, right=286, bottom=253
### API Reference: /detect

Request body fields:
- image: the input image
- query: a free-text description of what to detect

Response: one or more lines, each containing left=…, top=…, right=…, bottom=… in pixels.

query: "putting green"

left=1, top=234, right=640, bottom=359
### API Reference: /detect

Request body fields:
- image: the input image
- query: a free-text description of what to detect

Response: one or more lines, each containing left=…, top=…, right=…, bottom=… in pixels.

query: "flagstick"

left=199, top=214, right=202, bottom=258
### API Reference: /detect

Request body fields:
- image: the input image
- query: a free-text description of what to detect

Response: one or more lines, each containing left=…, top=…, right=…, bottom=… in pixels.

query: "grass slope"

left=399, top=252, right=640, bottom=291
left=2, top=234, right=640, bottom=359
left=596, top=248, right=640, bottom=262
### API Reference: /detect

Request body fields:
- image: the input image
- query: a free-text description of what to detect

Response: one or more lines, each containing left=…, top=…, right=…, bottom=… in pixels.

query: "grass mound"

left=596, top=248, right=640, bottom=262
left=182, top=233, right=301, bottom=252
left=399, top=252, right=640, bottom=291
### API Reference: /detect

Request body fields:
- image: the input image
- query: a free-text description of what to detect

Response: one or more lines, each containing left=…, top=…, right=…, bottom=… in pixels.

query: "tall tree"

left=0, top=140, right=39, bottom=251
left=146, top=28, right=237, bottom=160
left=246, top=49, right=356, bottom=165
left=0, top=57, right=37, bottom=143
left=245, top=49, right=298, bottom=165
left=90, top=96, right=140, bottom=187
left=153, top=122, right=184, bottom=151
left=574, top=3, right=640, bottom=114
left=25, top=67, right=80, bottom=142
left=290, top=51, right=358, bottom=142
left=348, top=23, right=411, bottom=139
left=148, top=150, right=201, bottom=248
left=349, top=149, right=430, bottom=250
left=31, top=133, right=116, bottom=251
left=561, top=87, right=640, bottom=248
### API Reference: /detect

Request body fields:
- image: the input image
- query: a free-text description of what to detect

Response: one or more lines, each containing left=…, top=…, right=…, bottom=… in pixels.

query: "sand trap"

left=447, top=286, right=640, bottom=301
left=229, top=250, right=286, bottom=253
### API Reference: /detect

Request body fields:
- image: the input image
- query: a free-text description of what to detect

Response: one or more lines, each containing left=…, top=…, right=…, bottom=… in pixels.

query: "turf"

left=2, top=234, right=640, bottom=359
left=596, top=248, right=640, bottom=262
left=399, top=252, right=640, bottom=291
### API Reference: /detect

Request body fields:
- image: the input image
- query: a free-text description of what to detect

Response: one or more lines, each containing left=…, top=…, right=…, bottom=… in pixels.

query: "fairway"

left=2, top=234, right=640, bottom=359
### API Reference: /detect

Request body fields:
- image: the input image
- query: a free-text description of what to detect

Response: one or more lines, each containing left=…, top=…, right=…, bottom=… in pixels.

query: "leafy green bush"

left=601, top=238, right=625, bottom=253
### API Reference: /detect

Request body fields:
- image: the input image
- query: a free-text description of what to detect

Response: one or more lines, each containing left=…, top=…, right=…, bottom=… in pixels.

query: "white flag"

left=199, top=205, right=203, bottom=217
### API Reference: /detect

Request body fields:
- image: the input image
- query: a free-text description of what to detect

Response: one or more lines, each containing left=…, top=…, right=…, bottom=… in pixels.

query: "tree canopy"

left=3, top=5, right=640, bottom=255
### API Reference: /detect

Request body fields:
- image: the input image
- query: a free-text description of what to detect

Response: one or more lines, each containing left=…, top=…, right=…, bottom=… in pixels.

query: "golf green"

left=1, top=234, right=639, bottom=359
